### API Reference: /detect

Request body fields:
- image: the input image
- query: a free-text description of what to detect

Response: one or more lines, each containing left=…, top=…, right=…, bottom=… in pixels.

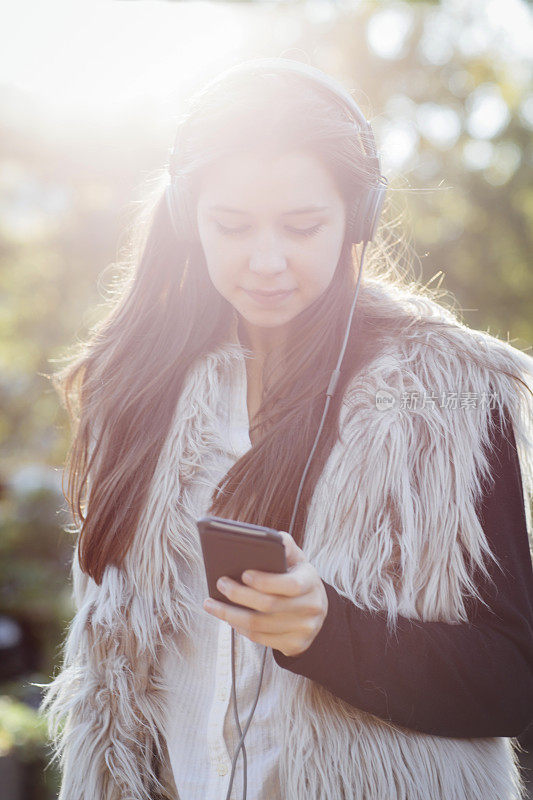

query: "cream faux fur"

left=39, top=280, right=533, bottom=800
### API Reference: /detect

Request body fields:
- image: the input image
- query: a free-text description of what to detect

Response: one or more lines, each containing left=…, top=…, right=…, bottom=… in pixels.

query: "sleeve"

left=272, top=406, right=533, bottom=738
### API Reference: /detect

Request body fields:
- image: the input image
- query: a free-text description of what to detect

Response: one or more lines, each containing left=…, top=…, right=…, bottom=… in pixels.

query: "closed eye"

left=215, top=222, right=325, bottom=238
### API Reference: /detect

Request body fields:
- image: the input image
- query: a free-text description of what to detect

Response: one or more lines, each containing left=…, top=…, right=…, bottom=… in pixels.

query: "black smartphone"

left=197, top=515, right=287, bottom=608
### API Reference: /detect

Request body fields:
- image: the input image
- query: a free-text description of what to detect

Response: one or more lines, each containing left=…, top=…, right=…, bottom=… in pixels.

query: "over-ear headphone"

left=165, top=58, right=388, bottom=248
left=163, top=58, right=388, bottom=800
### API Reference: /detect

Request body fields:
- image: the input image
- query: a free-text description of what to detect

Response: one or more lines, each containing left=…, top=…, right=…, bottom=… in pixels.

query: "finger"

left=203, top=597, right=260, bottom=630
left=204, top=596, right=288, bottom=635
left=215, top=576, right=287, bottom=614
left=205, top=584, right=317, bottom=632
left=278, top=531, right=307, bottom=569
left=242, top=562, right=314, bottom=598
left=204, top=598, right=311, bottom=647
left=232, top=627, right=300, bottom=653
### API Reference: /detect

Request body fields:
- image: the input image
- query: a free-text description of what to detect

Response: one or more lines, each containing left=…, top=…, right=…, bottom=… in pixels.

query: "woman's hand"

left=202, top=531, right=328, bottom=658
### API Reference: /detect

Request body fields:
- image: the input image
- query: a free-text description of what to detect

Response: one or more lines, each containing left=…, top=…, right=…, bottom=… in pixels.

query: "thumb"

left=278, top=530, right=306, bottom=569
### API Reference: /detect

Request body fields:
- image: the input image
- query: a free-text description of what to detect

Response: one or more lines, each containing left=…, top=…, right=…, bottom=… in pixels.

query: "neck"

left=236, top=315, right=286, bottom=363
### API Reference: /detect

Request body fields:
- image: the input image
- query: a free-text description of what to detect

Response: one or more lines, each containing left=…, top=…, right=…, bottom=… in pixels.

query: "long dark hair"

left=48, top=59, right=515, bottom=586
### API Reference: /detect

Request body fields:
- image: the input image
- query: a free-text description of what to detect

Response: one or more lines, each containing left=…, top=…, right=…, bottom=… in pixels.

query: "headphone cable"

left=224, top=241, right=368, bottom=800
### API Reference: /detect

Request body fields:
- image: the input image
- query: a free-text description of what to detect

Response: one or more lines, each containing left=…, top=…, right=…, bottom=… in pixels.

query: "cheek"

left=300, top=241, right=340, bottom=292
left=206, top=262, right=229, bottom=292
left=303, top=267, right=336, bottom=298
left=198, top=223, right=228, bottom=273
left=204, top=254, right=239, bottom=297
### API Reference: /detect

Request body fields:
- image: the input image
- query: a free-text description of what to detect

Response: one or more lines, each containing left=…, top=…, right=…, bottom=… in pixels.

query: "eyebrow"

left=209, top=204, right=331, bottom=216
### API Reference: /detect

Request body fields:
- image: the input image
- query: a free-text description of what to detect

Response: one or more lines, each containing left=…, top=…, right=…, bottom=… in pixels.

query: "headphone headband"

left=167, top=58, right=387, bottom=245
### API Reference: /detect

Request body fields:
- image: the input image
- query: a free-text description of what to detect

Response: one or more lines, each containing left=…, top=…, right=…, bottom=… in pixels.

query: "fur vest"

left=40, top=280, right=533, bottom=800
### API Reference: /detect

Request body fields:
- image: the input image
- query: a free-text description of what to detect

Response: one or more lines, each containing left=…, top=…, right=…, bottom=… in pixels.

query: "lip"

left=242, top=288, right=296, bottom=306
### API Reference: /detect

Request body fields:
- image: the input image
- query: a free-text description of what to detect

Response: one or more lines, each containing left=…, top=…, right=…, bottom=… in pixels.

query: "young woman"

left=39, top=58, right=533, bottom=800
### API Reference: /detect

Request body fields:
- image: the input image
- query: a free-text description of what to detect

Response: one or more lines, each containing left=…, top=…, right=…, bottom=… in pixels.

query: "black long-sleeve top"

left=272, top=407, right=533, bottom=739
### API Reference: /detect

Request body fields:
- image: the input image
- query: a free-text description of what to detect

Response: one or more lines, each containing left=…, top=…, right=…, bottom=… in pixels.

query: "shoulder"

left=342, top=281, right=533, bottom=500
left=351, top=281, right=533, bottom=409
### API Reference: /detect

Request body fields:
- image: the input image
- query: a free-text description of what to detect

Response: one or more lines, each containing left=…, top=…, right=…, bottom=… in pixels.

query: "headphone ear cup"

left=366, top=181, right=387, bottom=243
left=350, top=181, right=387, bottom=245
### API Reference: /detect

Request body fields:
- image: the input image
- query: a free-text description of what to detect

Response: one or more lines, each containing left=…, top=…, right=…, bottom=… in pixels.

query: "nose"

left=249, top=247, right=288, bottom=275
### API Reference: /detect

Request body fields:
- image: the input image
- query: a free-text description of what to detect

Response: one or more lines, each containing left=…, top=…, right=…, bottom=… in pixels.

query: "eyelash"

left=215, top=223, right=325, bottom=238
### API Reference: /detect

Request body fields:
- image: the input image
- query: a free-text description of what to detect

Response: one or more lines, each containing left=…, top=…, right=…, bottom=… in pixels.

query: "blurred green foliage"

left=0, top=696, right=49, bottom=760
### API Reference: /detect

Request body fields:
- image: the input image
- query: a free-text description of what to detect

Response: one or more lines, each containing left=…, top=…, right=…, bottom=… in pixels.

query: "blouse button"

left=217, top=763, right=228, bottom=776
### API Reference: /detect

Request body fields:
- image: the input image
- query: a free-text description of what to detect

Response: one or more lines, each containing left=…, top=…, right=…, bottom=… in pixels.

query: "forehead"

left=196, top=149, right=342, bottom=212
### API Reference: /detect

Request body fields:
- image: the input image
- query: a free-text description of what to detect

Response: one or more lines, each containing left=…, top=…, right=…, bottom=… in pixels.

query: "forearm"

left=273, top=579, right=533, bottom=738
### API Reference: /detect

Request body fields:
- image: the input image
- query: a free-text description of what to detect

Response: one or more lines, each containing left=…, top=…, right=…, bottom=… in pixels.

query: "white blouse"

left=159, top=349, right=283, bottom=800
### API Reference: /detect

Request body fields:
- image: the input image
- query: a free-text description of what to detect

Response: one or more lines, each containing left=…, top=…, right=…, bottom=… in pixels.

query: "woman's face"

left=196, top=149, right=347, bottom=355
